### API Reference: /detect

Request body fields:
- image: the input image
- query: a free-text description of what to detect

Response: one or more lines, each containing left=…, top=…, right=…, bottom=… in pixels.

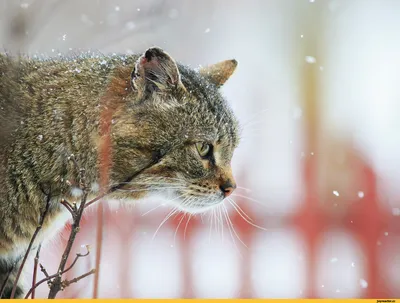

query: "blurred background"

left=1, top=0, right=400, bottom=298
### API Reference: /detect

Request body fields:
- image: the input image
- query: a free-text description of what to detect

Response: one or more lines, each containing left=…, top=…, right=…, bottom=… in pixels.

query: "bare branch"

left=47, top=157, right=91, bottom=299
left=10, top=194, right=51, bottom=298
left=39, top=263, right=50, bottom=279
left=24, top=248, right=91, bottom=299
left=60, top=198, right=75, bottom=217
left=63, top=247, right=90, bottom=275
left=24, top=155, right=95, bottom=299
left=62, top=269, right=96, bottom=289
left=31, top=244, right=42, bottom=299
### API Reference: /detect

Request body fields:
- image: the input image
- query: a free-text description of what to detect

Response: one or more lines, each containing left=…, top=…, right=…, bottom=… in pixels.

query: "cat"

left=0, top=47, right=239, bottom=298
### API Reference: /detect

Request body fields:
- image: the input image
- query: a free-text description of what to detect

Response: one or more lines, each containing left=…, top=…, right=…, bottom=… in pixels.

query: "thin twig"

left=24, top=247, right=90, bottom=299
left=62, top=269, right=96, bottom=288
left=47, top=156, right=90, bottom=299
left=47, top=206, right=87, bottom=298
left=60, top=198, right=75, bottom=217
left=25, top=273, right=61, bottom=299
left=31, top=244, right=42, bottom=299
left=10, top=194, right=51, bottom=298
left=22, top=155, right=95, bottom=299
left=24, top=254, right=89, bottom=299
left=84, top=192, right=108, bottom=209
left=62, top=248, right=90, bottom=275
left=24, top=153, right=161, bottom=298
left=85, top=156, right=164, bottom=210
left=39, top=263, right=50, bottom=278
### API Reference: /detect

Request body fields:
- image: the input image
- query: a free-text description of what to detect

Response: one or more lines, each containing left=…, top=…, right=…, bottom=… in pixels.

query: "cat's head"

left=109, top=47, right=239, bottom=214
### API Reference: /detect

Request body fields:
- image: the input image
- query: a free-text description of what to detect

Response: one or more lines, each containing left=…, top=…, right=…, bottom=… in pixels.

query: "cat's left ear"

left=132, top=47, right=186, bottom=93
left=199, top=59, right=237, bottom=88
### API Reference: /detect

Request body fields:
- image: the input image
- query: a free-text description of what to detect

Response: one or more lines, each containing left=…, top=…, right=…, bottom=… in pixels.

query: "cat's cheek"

left=109, top=190, right=148, bottom=201
left=129, top=190, right=148, bottom=200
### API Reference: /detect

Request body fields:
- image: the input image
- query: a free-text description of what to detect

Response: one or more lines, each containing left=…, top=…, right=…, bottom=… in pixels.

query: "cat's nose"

left=219, top=180, right=236, bottom=198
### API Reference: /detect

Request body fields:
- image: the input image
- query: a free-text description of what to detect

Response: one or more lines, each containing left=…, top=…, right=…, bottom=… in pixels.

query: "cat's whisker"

left=181, top=196, right=196, bottom=209
left=152, top=207, right=180, bottom=240
left=231, top=193, right=266, bottom=207
left=239, top=108, right=269, bottom=129
left=216, top=112, right=227, bottom=130
left=173, top=213, right=185, bottom=247
left=236, top=186, right=253, bottom=193
left=200, top=212, right=205, bottom=224
left=227, top=198, right=253, bottom=222
left=221, top=204, right=242, bottom=257
left=218, top=205, right=224, bottom=242
left=222, top=203, right=247, bottom=249
left=228, top=199, right=268, bottom=231
left=208, top=209, right=214, bottom=244
left=141, top=203, right=164, bottom=217
left=183, top=213, right=192, bottom=240
left=238, top=133, right=265, bottom=140
left=240, top=122, right=266, bottom=134
left=141, top=194, right=185, bottom=217
left=213, top=208, right=219, bottom=240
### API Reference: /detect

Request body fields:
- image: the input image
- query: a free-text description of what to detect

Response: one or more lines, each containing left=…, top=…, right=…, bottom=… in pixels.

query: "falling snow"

left=305, top=56, right=316, bottom=64
left=125, top=21, right=136, bottom=30
left=169, top=9, right=179, bottom=19
left=359, top=279, right=368, bottom=289
left=292, top=107, right=303, bottom=119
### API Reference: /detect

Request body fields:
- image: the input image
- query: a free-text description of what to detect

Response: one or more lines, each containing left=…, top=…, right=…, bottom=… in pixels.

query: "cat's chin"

left=177, top=204, right=222, bottom=214
left=173, top=198, right=224, bottom=215
left=144, top=190, right=224, bottom=214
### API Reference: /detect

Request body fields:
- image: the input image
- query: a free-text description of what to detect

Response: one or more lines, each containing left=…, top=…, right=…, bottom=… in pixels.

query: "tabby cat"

left=0, top=47, right=239, bottom=298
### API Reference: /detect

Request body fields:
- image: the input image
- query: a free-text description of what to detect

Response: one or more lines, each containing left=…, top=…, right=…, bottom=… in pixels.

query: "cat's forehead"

left=176, top=65, right=239, bottom=147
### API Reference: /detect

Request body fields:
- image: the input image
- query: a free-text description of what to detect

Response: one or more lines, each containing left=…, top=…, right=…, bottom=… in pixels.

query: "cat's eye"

left=196, top=142, right=212, bottom=159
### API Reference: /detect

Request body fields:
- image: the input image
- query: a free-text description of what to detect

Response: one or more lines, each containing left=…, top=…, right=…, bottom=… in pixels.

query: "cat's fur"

left=0, top=47, right=239, bottom=298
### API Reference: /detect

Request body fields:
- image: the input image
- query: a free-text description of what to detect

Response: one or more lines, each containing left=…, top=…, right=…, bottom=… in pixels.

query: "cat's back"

left=0, top=53, right=113, bottom=147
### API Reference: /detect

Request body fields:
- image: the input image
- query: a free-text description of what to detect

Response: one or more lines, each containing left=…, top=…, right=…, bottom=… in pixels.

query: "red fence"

left=38, top=143, right=398, bottom=298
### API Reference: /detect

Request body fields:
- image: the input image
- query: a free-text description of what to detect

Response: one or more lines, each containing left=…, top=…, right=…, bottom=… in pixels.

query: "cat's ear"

left=199, top=59, right=237, bottom=87
left=131, top=47, right=185, bottom=93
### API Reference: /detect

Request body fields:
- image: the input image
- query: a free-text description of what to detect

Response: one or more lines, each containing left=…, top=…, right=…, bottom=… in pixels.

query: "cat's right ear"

left=131, top=47, right=186, bottom=94
left=199, top=59, right=237, bottom=88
